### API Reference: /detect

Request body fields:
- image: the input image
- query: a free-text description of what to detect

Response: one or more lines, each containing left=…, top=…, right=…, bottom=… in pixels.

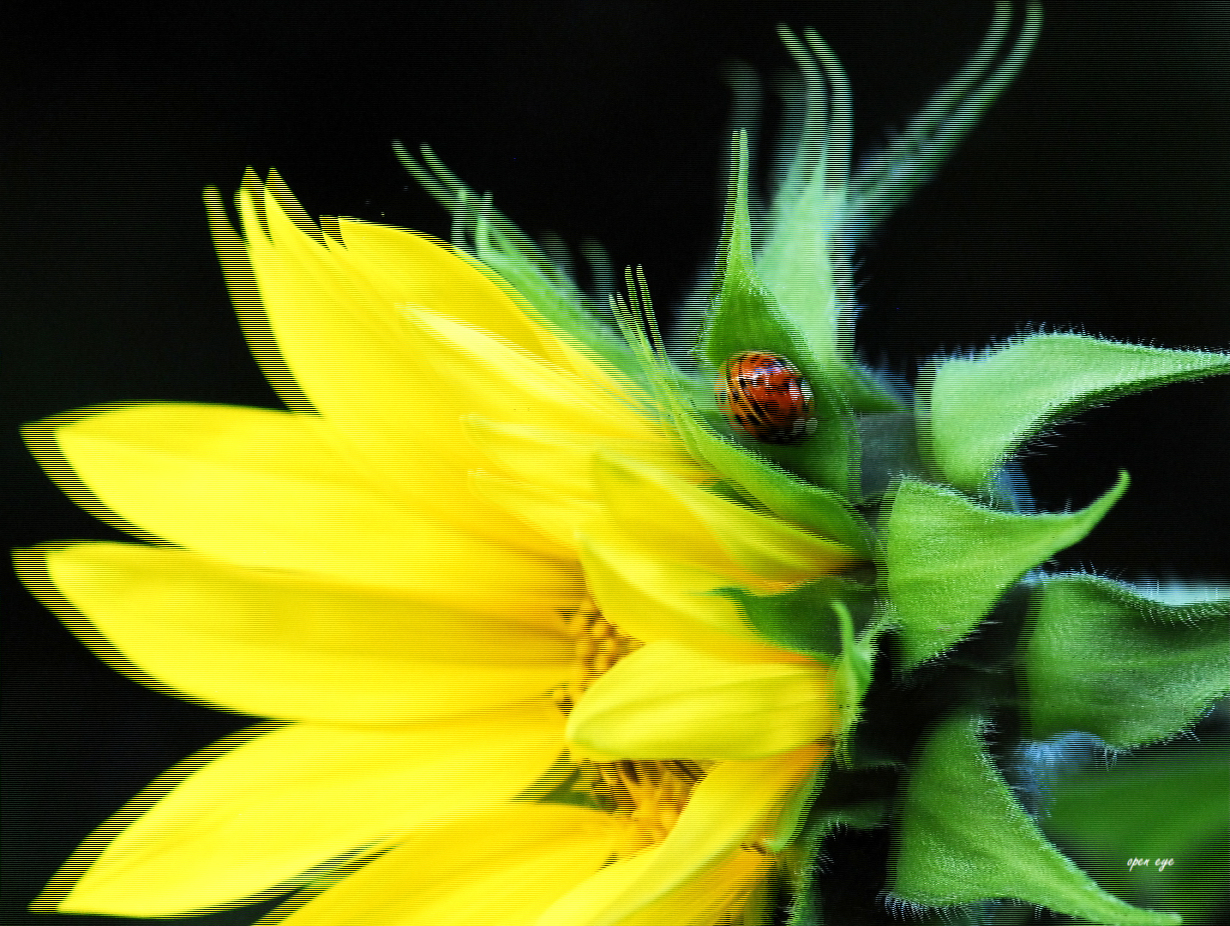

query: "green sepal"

left=756, top=162, right=845, bottom=371
left=892, top=712, right=1180, bottom=925
left=605, top=265, right=870, bottom=547
left=883, top=471, right=1130, bottom=670
left=919, top=333, right=1230, bottom=493
left=675, top=410, right=873, bottom=556
left=754, top=176, right=906, bottom=416
left=831, top=601, right=875, bottom=764
left=724, top=577, right=876, bottom=660
left=1024, top=574, right=1230, bottom=747
left=700, top=132, right=857, bottom=497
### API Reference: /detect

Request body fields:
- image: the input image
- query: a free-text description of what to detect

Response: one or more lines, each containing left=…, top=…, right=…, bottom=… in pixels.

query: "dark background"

left=2, top=2, right=1228, bottom=925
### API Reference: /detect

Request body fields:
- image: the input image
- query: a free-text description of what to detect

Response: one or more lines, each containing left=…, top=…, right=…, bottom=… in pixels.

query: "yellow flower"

left=18, top=172, right=859, bottom=925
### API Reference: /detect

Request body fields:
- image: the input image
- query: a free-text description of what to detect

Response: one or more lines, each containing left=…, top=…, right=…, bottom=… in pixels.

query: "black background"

left=2, top=2, right=1228, bottom=925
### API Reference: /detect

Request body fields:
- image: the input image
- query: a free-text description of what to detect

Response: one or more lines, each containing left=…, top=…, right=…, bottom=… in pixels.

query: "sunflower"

left=17, top=168, right=855, bottom=925
left=23, top=6, right=1230, bottom=926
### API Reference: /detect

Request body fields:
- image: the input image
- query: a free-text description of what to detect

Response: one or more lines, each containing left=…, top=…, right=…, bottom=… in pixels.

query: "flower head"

left=20, top=156, right=850, bottom=921
left=18, top=5, right=1230, bottom=926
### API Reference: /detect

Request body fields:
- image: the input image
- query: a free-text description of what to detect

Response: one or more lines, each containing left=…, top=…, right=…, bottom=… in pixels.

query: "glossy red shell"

left=716, top=351, right=817, bottom=444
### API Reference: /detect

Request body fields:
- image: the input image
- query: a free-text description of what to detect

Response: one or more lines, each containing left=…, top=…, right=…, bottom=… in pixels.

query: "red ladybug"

left=716, top=351, right=817, bottom=444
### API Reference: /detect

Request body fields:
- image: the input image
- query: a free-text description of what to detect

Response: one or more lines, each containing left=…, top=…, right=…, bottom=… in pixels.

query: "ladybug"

left=716, top=351, right=817, bottom=445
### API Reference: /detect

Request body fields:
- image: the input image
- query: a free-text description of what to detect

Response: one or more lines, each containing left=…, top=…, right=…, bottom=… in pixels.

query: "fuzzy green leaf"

left=920, top=334, right=1230, bottom=492
left=892, top=713, right=1180, bottom=925
left=700, top=132, right=857, bottom=496
left=884, top=472, right=1130, bottom=670
left=756, top=183, right=906, bottom=416
left=1024, top=575, right=1230, bottom=747
left=726, top=578, right=875, bottom=660
left=676, top=412, right=873, bottom=555
left=831, top=601, right=874, bottom=760
left=756, top=177, right=844, bottom=368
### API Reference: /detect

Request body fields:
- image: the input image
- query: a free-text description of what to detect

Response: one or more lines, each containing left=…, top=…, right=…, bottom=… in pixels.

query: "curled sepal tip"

left=918, top=333, right=1230, bottom=494
left=883, top=471, right=1130, bottom=670
left=892, top=712, right=1180, bottom=925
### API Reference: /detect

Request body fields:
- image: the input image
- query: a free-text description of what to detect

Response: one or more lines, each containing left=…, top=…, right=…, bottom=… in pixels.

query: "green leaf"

left=884, top=472, right=1130, bottom=670
left=892, top=712, right=1180, bottom=925
left=1024, top=575, right=1230, bottom=747
left=675, top=412, right=873, bottom=555
left=831, top=601, right=875, bottom=761
left=726, top=577, right=875, bottom=660
left=700, top=132, right=857, bottom=497
left=756, top=164, right=845, bottom=371
left=920, top=334, right=1230, bottom=492
left=1042, top=746, right=1230, bottom=926
left=1044, top=745, right=1229, bottom=856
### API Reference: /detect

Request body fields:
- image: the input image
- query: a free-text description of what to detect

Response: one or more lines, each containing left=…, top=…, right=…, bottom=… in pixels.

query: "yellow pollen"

left=552, top=598, right=639, bottom=714
left=552, top=600, right=706, bottom=855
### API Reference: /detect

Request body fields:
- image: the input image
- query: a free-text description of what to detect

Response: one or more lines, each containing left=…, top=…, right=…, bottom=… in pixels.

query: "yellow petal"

left=540, top=848, right=768, bottom=926
left=280, top=804, right=616, bottom=926
left=619, top=848, right=771, bottom=926
left=231, top=183, right=542, bottom=547
left=594, top=455, right=859, bottom=584
left=568, top=641, right=835, bottom=760
left=334, top=216, right=558, bottom=361
left=48, top=708, right=564, bottom=916
left=22, top=542, right=574, bottom=722
left=543, top=751, right=814, bottom=926
left=466, top=417, right=688, bottom=499
left=335, top=212, right=642, bottom=405
left=537, top=848, right=660, bottom=926
left=579, top=523, right=782, bottom=660
left=471, top=469, right=601, bottom=558
left=206, top=187, right=315, bottom=415
left=235, top=185, right=478, bottom=497
left=28, top=402, right=580, bottom=614
left=408, top=307, right=659, bottom=442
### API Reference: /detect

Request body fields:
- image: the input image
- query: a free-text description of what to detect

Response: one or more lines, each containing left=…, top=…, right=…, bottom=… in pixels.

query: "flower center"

left=550, top=598, right=639, bottom=713
left=595, top=759, right=706, bottom=856
left=552, top=599, right=708, bottom=856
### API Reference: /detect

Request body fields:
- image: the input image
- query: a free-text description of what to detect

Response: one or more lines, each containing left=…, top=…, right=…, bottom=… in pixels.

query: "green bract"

left=919, top=334, right=1230, bottom=494
left=1024, top=575, right=1230, bottom=748
left=894, top=714, right=1179, bottom=926
left=403, top=4, right=1227, bottom=924
left=885, top=472, right=1130, bottom=670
